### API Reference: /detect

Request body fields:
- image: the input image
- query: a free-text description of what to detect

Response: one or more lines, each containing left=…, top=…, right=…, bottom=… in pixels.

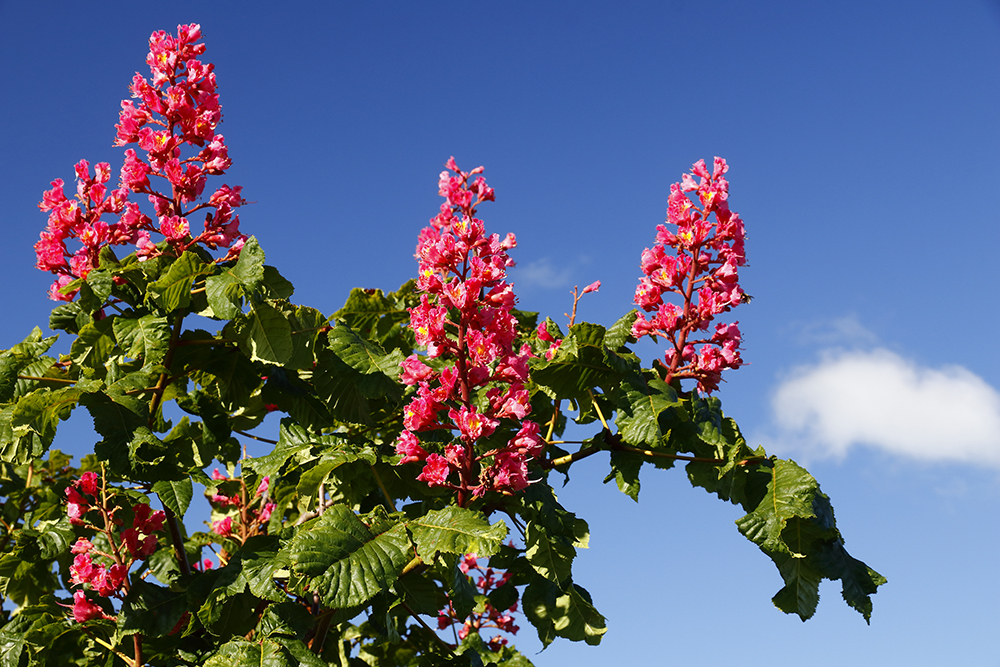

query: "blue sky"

left=1, top=1, right=999, bottom=663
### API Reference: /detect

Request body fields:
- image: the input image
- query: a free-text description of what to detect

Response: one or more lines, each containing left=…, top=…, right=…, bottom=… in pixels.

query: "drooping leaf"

left=0, top=328, right=58, bottom=402
left=118, top=579, right=188, bottom=638
left=603, top=448, right=644, bottom=501
left=153, top=477, right=193, bottom=517
left=524, top=520, right=575, bottom=584
left=522, top=578, right=606, bottom=647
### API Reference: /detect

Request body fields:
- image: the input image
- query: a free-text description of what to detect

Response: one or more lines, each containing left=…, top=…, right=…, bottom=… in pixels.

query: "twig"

left=235, top=430, right=279, bottom=445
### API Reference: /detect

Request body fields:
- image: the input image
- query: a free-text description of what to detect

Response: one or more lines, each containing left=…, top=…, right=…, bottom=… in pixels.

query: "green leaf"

left=523, top=579, right=606, bottom=647
left=262, top=265, right=295, bottom=299
left=409, top=506, right=508, bottom=561
left=615, top=372, right=679, bottom=448
left=0, top=328, right=58, bottom=403
left=148, top=251, right=210, bottom=311
left=80, top=392, right=146, bottom=477
left=327, top=325, right=406, bottom=380
left=10, top=384, right=89, bottom=451
left=153, top=477, right=193, bottom=517
left=118, top=579, right=187, bottom=638
left=524, top=520, right=575, bottom=584
left=603, top=448, right=643, bottom=501
left=604, top=309, right=638, bottom=349
left=205, top=236, right=266, bottom=319
left=287, top=504, right=411, bottom=608
left=113, top=314, right=171, bottom=367
left=205, top=636, right=326, bottom=667
left=735, top=460, right=825, bottom=556
left=531, top=324, right=625, bottom=400
left=236, top=301, right=293, bottom=365
left=69, top=317, right=116, bottom=370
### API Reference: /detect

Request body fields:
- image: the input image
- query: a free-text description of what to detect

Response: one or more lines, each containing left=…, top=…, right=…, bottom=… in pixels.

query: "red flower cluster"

left=64, top=474, right=165, bottom=623
left=35, top=24, right=246, bottom=301
left=631, top=158, right=747, bottom=393
left=395, top=159, right=544, bottom=502
left=207, top=469, right=275, bottom=543
left=437, top=553, right=519, bottom=650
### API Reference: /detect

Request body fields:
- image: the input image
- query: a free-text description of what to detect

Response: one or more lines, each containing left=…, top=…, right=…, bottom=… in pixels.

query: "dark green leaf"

left=236, top=301, right=293, bottom=365
left=113, top=314, right=171, bottom=367
left=153, top=477, right=193, bottom=517
left=409, top=506, right=508, bottom=561
left=119, top=580, right=187, bottom=638
left=615, top=372, right=679, bottom=448
left=287, top=504, right=411, bottom=608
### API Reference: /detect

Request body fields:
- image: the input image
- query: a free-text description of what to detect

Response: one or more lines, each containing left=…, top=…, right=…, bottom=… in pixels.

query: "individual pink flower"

left=255, top=476, right=270, bottom=497
left=212, top=516, right=233, bottom=537
left=395, top=431, right=428, bottom=465
left=77, top=471, right=100, bottom=496
left=71, top=538, right=93, bottom=555
left=416, top=454, right=451, bottom=487
left=258, top=502, right=276, bottom=524
left=71, top=591, right=107, bottom=623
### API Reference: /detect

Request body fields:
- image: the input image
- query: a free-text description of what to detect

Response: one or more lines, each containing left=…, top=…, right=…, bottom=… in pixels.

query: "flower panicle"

left=35, top=24, right=247, bottom=302
left=395, top=159, right=543, bottom=501
left=632, top=157, right=747, bottom=394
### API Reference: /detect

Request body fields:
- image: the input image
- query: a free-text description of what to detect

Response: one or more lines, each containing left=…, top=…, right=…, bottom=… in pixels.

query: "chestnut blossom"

left=632, top=158, right=747, bottom=393
left=395, top=159, right=545, bottom=500
left=34, top=24, right=247, bottom=300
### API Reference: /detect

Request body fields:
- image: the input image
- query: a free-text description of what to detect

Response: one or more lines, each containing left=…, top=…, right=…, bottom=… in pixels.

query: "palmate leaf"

left=733, top=459, right=886, bottom=621
left=287, top=505, right=411, bottom=608
left=409, top=506, right=508, bottom=561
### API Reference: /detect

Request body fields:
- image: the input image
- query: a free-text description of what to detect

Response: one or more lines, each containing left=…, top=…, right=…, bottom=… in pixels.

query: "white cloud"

left=790, top=315, right=880, bottom=347
left=510, top=257, right=576, bottom=289
left=764, top=348, right=1000, bottom=467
